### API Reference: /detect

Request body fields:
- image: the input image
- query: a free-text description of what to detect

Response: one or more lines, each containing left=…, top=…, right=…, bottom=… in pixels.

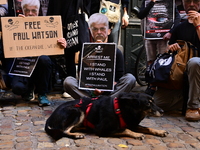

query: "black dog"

left=45, top=92, right=168, bottom=140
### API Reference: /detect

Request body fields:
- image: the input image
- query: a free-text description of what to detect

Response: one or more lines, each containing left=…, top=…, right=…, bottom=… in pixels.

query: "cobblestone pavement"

left=1, top=86, right=200, bottom=150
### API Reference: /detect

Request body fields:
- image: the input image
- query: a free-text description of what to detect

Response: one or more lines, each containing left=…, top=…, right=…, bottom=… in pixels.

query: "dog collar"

left=113, top=97, right=127, bottom=129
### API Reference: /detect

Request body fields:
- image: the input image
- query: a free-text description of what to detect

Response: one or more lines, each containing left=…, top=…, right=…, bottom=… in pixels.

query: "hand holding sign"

left=1, top=16, right=64, bottom=58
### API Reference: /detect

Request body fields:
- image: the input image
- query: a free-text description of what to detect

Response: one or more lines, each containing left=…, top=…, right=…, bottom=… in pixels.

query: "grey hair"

left=21, top=0, right=40, bottom=11
left=88, top=13, right=109, bottom=28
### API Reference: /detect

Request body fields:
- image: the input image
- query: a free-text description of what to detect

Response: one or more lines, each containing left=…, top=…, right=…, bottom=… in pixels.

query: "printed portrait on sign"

left=144, top=0, right=174, bottom=39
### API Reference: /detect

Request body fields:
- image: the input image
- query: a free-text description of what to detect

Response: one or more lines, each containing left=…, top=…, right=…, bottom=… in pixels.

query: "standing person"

left=4, top=0, right=66, bottom=106
left=155, top=0, right=200, bottom=121
left=0, top=3, right=8, bottom=60
left=137, top=0, right=181, bottom=96
left=63, top=13, right=136, bottom=99
left=91, top=0, right=129, bottom=44
left=47, top=0, right=91, bottom=78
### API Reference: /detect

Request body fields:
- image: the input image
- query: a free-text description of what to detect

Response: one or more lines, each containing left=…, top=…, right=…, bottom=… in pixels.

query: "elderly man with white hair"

left=63, top=13, right=136, bottom=99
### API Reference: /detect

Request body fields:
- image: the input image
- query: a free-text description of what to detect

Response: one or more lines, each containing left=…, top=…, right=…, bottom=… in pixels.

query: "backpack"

left=146, top=40, right=198, bottom=90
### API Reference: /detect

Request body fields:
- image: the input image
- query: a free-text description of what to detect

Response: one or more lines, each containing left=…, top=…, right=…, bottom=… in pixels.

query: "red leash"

left=113, top=97, right=127, bottom=129
left=83, top=103, right=95, bottom=128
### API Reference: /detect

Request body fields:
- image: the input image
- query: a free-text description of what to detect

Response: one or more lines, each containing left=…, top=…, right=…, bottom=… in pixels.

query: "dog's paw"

left=132, top=133, right=145, bottom=140
left=157, top=130, right=169, bottom=137
left=160, top=130, right=169, bottom=137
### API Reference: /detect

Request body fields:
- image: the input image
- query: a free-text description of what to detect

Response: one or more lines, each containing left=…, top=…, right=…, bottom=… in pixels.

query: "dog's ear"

left=118, top=93, right=141, bottom=107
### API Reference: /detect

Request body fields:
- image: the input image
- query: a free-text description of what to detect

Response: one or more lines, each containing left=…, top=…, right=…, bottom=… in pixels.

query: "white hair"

left=21, top=0, right=40, bottom=12
left=88, top=13, right=109, bottom=28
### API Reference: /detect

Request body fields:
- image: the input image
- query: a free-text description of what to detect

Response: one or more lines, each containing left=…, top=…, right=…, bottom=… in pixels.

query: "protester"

left=0, top=4, right=8, bottom=60
left=3, top=0, right=66, bottom=106
left=91, top=0, right=129, bottom=44
left=63, top=13, right=136, bottom=99
left=47, top=0, right=91, bottom=79
left=154, top=0, right=200, bottom=121
left=137, top=0, right=181, bottom=96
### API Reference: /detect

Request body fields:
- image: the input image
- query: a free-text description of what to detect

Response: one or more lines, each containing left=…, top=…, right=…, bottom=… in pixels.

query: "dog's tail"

left=45, top=121, right=66, bottom=141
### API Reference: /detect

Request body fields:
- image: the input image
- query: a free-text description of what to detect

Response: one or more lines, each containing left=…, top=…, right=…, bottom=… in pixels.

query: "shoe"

left=185, top=108, right=200, bottom=121
left=62, top=92, right=71, bottom=98
left=38, top=94, right=51, bottom=106
left=22, top=90, right=35, bottom=101
left=145, top=84, right=156, bottom=96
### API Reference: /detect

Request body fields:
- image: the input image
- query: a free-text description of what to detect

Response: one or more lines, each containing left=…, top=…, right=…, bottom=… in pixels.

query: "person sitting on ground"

left=154, top=0, right=200, bottom=121
left=137, top=0, right=181, bottom=96
left=63, top=13, right=136, bottom=99
left=3, top=0, right=66, bottom=106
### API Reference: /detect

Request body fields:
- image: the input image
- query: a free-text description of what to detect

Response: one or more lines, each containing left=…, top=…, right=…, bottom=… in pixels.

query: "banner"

left=1, top=16, right=64, bottom=58
left=79, top=43, right=116, bottom=91
left=144, top=0, right=174, bottom=39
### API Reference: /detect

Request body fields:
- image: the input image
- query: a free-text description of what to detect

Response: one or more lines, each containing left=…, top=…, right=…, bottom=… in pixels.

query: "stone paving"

left=1, top=86, right=200, bottom=150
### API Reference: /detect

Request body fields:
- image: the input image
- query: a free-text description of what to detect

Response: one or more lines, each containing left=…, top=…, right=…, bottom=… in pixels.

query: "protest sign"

left=79, top=43, right=116, bottom=91
left=1, top=16, right=64, bottom=58
left=144, top=0, right=174, bottom=39
left=0, top=0, right=6, bottom=4
left=9, top=57, right=39, bottom=77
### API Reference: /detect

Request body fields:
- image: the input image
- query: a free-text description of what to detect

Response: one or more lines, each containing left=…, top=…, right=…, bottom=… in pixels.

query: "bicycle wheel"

left=135, top=46, right=147, bottom=86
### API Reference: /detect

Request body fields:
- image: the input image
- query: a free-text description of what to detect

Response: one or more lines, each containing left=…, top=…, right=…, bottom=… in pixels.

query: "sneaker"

left=145, top=84, right=157, bottom=96
left=185, top=108, right=200, bottom=121
left=22, top=90, right=35, bottom=101
left=62, top=92, right=71, bottom=98
left=38, top=94, right=51, bottom=106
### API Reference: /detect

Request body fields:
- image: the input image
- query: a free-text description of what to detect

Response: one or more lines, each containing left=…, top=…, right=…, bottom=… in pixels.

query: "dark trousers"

left=12, top=55, right=52, bottom=95
left=65, top=49, right=77, bottom=78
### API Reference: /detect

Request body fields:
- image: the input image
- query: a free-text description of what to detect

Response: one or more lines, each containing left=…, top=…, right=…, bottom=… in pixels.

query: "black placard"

left=9, top=57, right=39, bottom=77
left=79, top=43, right=116, bottom=91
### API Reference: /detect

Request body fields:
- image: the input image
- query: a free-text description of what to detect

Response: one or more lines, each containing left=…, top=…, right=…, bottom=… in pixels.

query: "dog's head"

left=118, top=92, right=164, bottom=117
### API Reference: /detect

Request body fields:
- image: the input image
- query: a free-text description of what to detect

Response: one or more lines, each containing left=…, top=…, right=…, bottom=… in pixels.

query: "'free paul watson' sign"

left=1, top=16, right=64, bottom=58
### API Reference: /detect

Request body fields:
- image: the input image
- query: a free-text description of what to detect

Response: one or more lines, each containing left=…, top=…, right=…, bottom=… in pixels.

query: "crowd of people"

left=138, top=0, right=200, bottom=122
left=0, top=0, right=132, bottom=106
left=1, top=0, right=200, bottom=122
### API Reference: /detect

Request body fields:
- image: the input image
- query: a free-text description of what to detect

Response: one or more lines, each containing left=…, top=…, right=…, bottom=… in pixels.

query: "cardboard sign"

left=9, top=57, right=39, bottom=77
left=1, top=16, right=64, bottom=58
left=144, top=0, right=174, bottom=39
left=79, top=43, right=116, bottom=91
left=0, top=0, right=7, bottom=4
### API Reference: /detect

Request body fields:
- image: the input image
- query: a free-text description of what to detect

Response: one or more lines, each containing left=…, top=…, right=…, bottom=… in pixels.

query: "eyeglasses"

left=24, top=9, right=37, bottom=13
left=184, top=0, right=200, bottom=3
left=91, top=27, right=107, bottom=32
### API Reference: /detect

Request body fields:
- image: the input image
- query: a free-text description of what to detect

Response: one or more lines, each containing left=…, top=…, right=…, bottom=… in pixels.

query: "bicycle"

left=135, top=45, right=147, bottom=86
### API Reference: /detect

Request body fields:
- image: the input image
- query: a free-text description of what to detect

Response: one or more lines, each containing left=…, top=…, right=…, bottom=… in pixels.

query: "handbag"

left=63, top=0, right=90, bottom=52
left=145, top=40, right=198, bottom=90
left=99, top=0, right=121, bottom=23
